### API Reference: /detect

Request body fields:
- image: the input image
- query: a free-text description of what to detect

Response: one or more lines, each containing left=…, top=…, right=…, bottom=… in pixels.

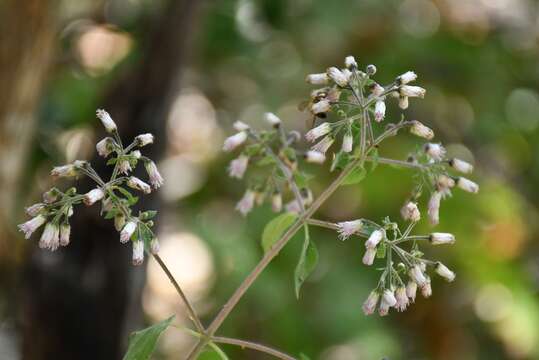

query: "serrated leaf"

left=342, top=166, right=366, bottom=185
left=294, top=226, right=319, bottom=298
left=261, top=213, right=298, bottom=253
left=122, top=315, right=174, bottom=360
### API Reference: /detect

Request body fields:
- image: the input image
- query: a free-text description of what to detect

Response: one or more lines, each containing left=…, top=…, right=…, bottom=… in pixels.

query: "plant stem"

left=211, top=336, right=297, bottom=360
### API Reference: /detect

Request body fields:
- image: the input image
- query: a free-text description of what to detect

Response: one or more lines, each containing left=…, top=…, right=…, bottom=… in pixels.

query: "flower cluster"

left=18, top=110, right=164, bottom=265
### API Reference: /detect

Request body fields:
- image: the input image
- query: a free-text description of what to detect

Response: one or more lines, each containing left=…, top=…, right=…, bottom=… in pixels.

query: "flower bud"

left=236, top=190, right=256, bottom=216
left=430, top=232, right=455, bottom=245
left=311, top=99, right=331, bottom=115
left=380, top=289, right=397, bottom=315
left=421, top=278, right=432, bottom=298
left=132, top=240, right=144, bottom=266
left=51, top=164, right=79, bottom=178
left=457, top=177, right=479, bottom=193
left=400, top=85, right=426, bottom=98
left=342, top=132, right=353, bottom=153
left=120, top=221, right=137, bottom=243
left=150, top=237, right=160, bottom=254
left=144, top=161, right=164, bottom=189
left=114, top=213, right=126, bottom=231
left=327, top=67, right=349, bottom=87
left=362, top=247, right=377, bottom=266
left=96, top=137, right=115, bottom=157
left=435, top=262, right=456, bottom=282
left=424, top=143, right=446, bottom=161
left=365, top=229, right=384, bottom=249
left=25, top=203, right=45, bottom=217
left=337, top=220, right=363, bottom=240
left=366, top=64, right=377, bottom=76
left=374, top=100, right=386, bottom=122
left=409, top=265, right=427, bottom=287
left=264, top=112, right=281, bottom=127
left=233, top=121, right=250, bottom=131
left=406, top=281, right=417, bottom=302
left=60, top=223, right=71, bottom=246
left=362, top=290, right=379, bottom=315
left=118, top=159, right=132, bottom=174
left=395, top=287, right=409, bottom=312
left=127, top=176, right=152, bottom=194
left=397, top=71, right=417, bottom=84
left=401, top=201, right=420, bottom=222
left=428, top=191, right=442, bottom=226
left=228, top=155, right=249, bottom=179
left=136, top=133, right=154, bottom=146
left=410, top=120, right=434, bottom=140
left=449, top=158, right=473, bottom=174
left=83, top=188, right=105, bottom=206
left=372, top=84, right=384, bottom=96
left=39, top=222, right=60, bottom=251
left=271, top=192, right=282, bottom=213
left=304, top=150, right=326, bottom=164
left=305, top=73, right=329, bottom=85
left=305, top=122, right=331, bottom=142
left=344, top=55, right=357, bottom=69
left=96, top=109, right=117, bottom=133
left=398, top=96, right=409, bottom=109
left=223, top=132, right=248, bottom=152
left=311, top=136, right=334, bottom=154
left=18, top=215, right=47, bottom=239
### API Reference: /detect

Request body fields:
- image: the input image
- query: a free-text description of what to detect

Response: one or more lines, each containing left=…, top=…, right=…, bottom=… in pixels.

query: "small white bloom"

left=236, top=190, right=256, bottom=216
left=365, top=229, right=384, bottom=249
left=409, top=265, right=427, bottom=287
left=395, top=287, right=409, bottom=312
left=255, top=191, right=265, bottom=206
left=311, top=136, right=334, bottom=154
left=400, top=85, right=426, bottom=98
left=305, top=122, right=331, bottom=142
left=223, top=132, right=248, bottom=152
left=406, top=281, right=417, bottom=302
left=114, top=214, right=126, bottom=231
left=397, top=71, right=417, bottom=84
left=398, top=96, right=409, bottom=109
left=150, top=238, right=160, bottom=254
left=60, top=223, right=71, bottom=246
left=430, top=232, right=455, bottom=245
left=43, top=189, right=60, bottom=204
left=120, top=221, right=137, bottom=243
left=96, top=137, right=115, bottom=157
left=39, top=222, right=60, bottom=251
left=401, top=201, right=420, bottom=222
left=327, top=67, right=349, bottom=87
left=131, top=150, right=141, bottom=159
left=362, top=291, right=379, bottom=315
left=366, top=64, right=377, bottom=76
left=424, top=143, right=446, bottom=161
left=118, top=159, right=132, bottom=174
left=341, top=68, right=353, bottom=82
left=337, top=220, right=363, bottom=240
left=428, top=191, right=442, bottom=226
left=127, top=176, right=152, bottom=194
left=372, top=84, right=384, bottom=96
left=50, top=164, right=78, bottom=178
left=271, top=193, right=282, bottom=213
left=435, top=262, right=456, bottom=282
left=449, top=158, right=473, bottom=174
left=380, top=289, right=397, bottom=314
left=304, top=150, right=326, bottom=164
left=25, top=203, right=45, bottom=217
left=233, top=120, right=250, bottom=131
left=421, top=279, right=432, bottom=298
left=96, top=109, right=117, bottom=133
left=145, top=161, right=164, bottom=188
left=264, top=112, right=281, bottom=127
left=362, top=247, right=377, bottom=266
left=437, top=175, right=455, bottom=192
left=305, top=73, right=329, bottom=85
left=228, top=155, right=249, bottom=179
left=132, top=240, right=144, bottom=266
left=457, top=177, right=479, bottom=193
left=342, top=132, right=353, bottom=153
left=83, top=188, right=105, bottom=206
left=136, top=133, right=154, bottom=146
left=344, top=55, right=358, bottom=69
left=311, top=99, right=331, bottom=114
left=410, top=120, right=434, bottom=140
left=18, top=215, right=47, bottom=239
left=374, top=100, right=386, bottom=122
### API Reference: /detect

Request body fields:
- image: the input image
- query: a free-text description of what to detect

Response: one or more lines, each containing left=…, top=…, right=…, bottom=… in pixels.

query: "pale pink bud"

left=421, top=278, right=432, bottom=298
left=264, top=112, right=281, bottom=127
left=398, top=96, right=409, bottom=109
left=25, top=203, right=45, bottom=217
left=96, top=109, right=117, bottom=133
left=60, top=223, right=71, bottom=246
left=120, top=221, right=137, bottom=243
left=236, top=190, right=256, bottom=216
left=18, top=215, right=47, bottom=239
left=424, top=143, right=446, bottom=161
left=344, top=55, right=358, bottom=69
left=271, top=193, right=282, bottom=213
left=127, top=176, right=152, bottom=194
left=409, top=265, right=427, bottom=287
left=304, top=150, right=326, bottom=164
left=449, top=158, right=473, bottom=174
left=39, top=223, right=60, bottom=251
left=228, top=155, right=249, bottom=179
left=311, top=99, right=331, bottom=114
left=457, top=177, right=479, bottom=193
left=380, top=289, right=397, bottom=316
left=305, top=73, right=329, bottom=85
left=50, top=164, right=78, bottom=178
left=365, top=229, right=384, bottom=249
left=285, top=200, right=301, bottom=214
left=362, top=291, right=379, bottom=315
left=131, top=150, right=141, bottom=159
left=150, top=238, right=160, bottom=254
left=372, top=84, right=384, bottom=96
left=96, top=137, right=115, bottom=157
left=336, top=220, right=363, bottom=240
left=410, top=121, right=434, bottom=140
left=397, top=71, right=417, bottom=84
left=400, top=85, right=426, bottom=98
left=311, top=136, right=334, bottom=154
left=223, top=132, right=248, bottom=152
left=430, top=232, right=455, bottom=245
left=233, top=121, right=250, bottom=131
left=435, top=262, right=455, bottom=282
left=374, top=100, right=386, bottom=122
left=406, top=281, right=417, bottom=302
left=362, top=247, right=377, bottom=266
left=437, top=174, right=455, bottom=190
left=145, top=161, right=164, bottom=189
left=132, top=240, right=144, bottom=266
left=395, top=287, right=409, bottom=312
left=305, top=122, right=331, bottom=142
left=401, top=201, right=420, bottom=222
left=43, top=189, right=60, bottom=204
left=342, top=132, right=353, bottom=153
left=327, top=67, right=349, bottom=87
left=118, top=159, right=132, bottom=174
left=83, top=188, right=105, bottom=206
left=428, top=191, right=442, bottom=226
left=136, top=133, right=154, bottom=146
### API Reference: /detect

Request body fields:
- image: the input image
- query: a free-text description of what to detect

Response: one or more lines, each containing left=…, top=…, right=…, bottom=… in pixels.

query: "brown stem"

left=211, top=336, right=297, bottom=360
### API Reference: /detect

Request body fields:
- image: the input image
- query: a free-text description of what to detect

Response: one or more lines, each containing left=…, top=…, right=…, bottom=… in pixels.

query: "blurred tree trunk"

left=20, top=1, right=202, bottom=359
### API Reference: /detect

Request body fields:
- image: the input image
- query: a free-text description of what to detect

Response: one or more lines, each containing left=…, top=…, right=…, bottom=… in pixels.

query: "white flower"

left=60, top=223, right=71, bottom=246
left=311, top=99, right=331, bottom=114
left=424, top=143, right=446, bottom=161
left=449, top=158, right=474, bottom=174
left=127, top=176, right=152, bottom=194
left=406, top=281, right=417, bottom=302
left=342, top=132, right=353, bottom=153
left=223, top=132, right=248, bottom=152
left=374, top=100, right=386, bottom=122
left=395, top=287, right=409, bottom=312
left=39, top=223, right=60, bottom=251
left=233, top=120, right=250, bottom=131
left=96, top=137, right=114, bottom=157
left=118, top=159, right=132, bottom=174
left=150, top=238, right=160, bottom=254
left=304, top=150, right=326, bottom=164
left=410, top=121, right=434, bottom=140
left=131, top=150, right=141, bottom=159
left=271, top=193, right=282, bottom=213
left=457, top=177, right=479, bottom=193
left=409, top=265, right=427, bottom=287
left=365, top=229, right=384, bottom=249
left=136, top=133, right=154, bottom=146
left=43, top=189, right=60, bottom=204
left=83, top=188, right=105, bottom=206
left=336, top=220, right=363, bottom=240
left=145, top=161, right=164, bottom=189
left=50, top=164, right=78, bottom=178
left=25, top=203, right=45, bottom=217
left=228, top=155, right=249, bottom=179
left=236, top=190, right=256, bottom=216
left=305, top=73, right=329, bottom=85
left=398, top=71, right=417, bottom=84
left=96, top=109, right=117, bottom=133
left=264, top=112, right=281, bottom=127
left=344, top=55, right=358, bottom=69
left=428, top=191, right=442, bottom=226
left=430, top=232, right=455, bottom=245
left=401, top=201, right=420, bottom=222
left=398, top=96, right=409, bottom=109
left=114, top=214, right=126, bottom=231
left=311, top=136, right=334, bottom=154
left=380, top=289, right=397, bottom=316
left=132, top=240, right=144, bottom=266
left=362, top=291, right=379, bottom=315
left=305, top=122, right=331, bottom=142
left=362, top=247, right=377, bottom=266
left=400, top=85, right=426, bottom=98
left=366, top=64, right=377, bottom=76
left=372, top=84, right=384, bottom=96
left=18, top=215, right=47, bottom=239
left=120, top=221, right=137, bottom=243
left=437, top=175, right=455, bottom=192
left=327, top=67, right=349, bottom=87
left=421, top=278, right=432, bottom=298
left=435, top=262, right=456, bottom=282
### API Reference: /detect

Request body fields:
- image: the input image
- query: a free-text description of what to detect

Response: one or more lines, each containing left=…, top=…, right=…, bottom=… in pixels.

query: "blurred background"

left=1, top=0, right=539, bottom=359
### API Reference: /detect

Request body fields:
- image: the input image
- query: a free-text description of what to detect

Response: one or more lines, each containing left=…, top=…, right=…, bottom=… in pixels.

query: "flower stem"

left=211, top=336, right=297, bottom=360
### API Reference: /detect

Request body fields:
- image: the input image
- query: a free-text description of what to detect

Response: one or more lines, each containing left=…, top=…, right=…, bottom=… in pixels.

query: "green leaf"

left=106, top=158, right=118, bottom=165
left=261, top=213, right=298, bottom=253
left=116, top=187, right=139, bottom=206
left=299, top=354, right=312, bottom=360
left=122, top=315, right=174, bottom=360
left=369, top=148, right=379, bottom=173
left=139, top=210, right=157, bottom=221
left=294, top=226, right=319, bottom=298
left=256, top=156, right=276, bottom=167
left=342, top=166, right=366, bottom=185
left=376, top=242, right=386, bottom=258
left=208, top=342, right=230, bottom=360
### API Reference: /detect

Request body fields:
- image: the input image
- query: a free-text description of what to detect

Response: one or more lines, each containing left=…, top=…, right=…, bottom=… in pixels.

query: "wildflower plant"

left=19, top=56, right=478, bottom=360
